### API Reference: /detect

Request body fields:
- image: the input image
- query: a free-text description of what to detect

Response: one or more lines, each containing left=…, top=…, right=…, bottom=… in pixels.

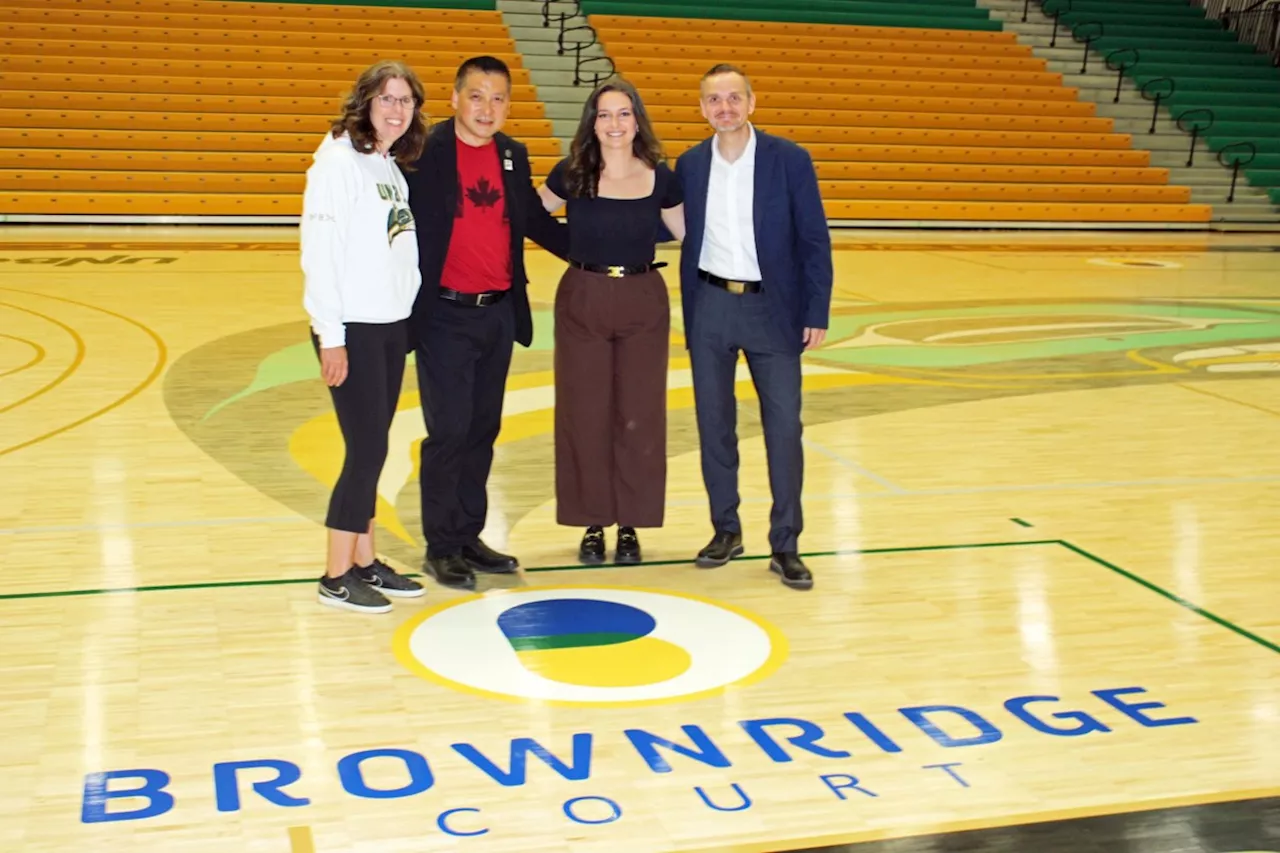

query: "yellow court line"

left=675, top=785, right=1280, bottom=853
left=1178, top=382, right=1280, bottom=420
left=0, top=301, right=84, bottom=416
left=287, top=826, right=315, bottom=853
left=0, top=333, right=46, bottom=378
left=0, top=288, right=167, bottom=458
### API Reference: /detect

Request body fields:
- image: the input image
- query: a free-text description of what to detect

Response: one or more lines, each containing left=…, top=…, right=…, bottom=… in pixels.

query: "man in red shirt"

left=406, top=56, right=569, bottom=589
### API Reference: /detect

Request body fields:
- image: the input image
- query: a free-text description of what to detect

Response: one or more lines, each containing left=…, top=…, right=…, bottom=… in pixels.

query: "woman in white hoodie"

left=301, top=60, right=428, bottom=614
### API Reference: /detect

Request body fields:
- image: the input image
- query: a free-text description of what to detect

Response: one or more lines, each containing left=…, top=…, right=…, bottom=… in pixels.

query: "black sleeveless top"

left=545, top=159, right=683, bottom=268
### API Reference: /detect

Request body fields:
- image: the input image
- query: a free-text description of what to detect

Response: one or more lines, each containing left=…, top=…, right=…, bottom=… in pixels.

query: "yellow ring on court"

left=0, top=333, right=46, bottom=379
left=392, top=584, right=790, bottom=707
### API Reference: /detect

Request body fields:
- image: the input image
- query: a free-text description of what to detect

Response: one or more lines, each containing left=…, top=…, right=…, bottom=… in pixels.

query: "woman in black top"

left=537, top=78, right=685, bottom=565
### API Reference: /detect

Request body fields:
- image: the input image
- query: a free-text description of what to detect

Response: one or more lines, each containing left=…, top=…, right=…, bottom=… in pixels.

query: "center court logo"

left=392, top=586, right=788, bottom=705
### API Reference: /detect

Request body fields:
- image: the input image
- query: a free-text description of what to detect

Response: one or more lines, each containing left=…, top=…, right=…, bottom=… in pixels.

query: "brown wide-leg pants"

left=554, top=266, right=670, bottom=528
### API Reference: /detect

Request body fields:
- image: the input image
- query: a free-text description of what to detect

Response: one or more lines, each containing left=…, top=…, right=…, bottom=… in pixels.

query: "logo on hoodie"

left=377, top=183, right=415, bottom=246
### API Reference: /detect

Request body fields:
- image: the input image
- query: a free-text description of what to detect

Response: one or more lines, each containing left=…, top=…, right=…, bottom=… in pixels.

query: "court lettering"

left=819, top=774, right=878, bottom=799
left=899, top=705, right=1004, bottom=747
left=563, top=796, right=622, bottom=825
left=843, top=712, right=903, bottom=753
left=338, top=749, right=434, bottom=799
left=0, top=254, right=178, bottom=267
left=624, top=725, right=732, bottom=772
left=923, top=763, right=971, bottom=788
left=452, top=734, right=592, bottom=787
left=81, top=769, right=174, bottom=823
left=438, top=807, right=489, bottom=837
left=740, top=717, right=852, bottom=762
left=695, top=783, right=753, bottom=811
left=1004, top=695, right=1113, bottom=736
left=213, top=759, right=310, bottom=812
left=79, top=685, right=1200, bottom=829
left=1092, top=687, right=1199, bottom=728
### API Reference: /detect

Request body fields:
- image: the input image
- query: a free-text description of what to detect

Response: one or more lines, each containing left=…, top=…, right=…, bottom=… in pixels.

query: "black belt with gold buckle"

left=571, top=260, right=667, bottom=278
left=438, top=287, right=507, bottom=307
left=698, top=269, right=761, bottom=295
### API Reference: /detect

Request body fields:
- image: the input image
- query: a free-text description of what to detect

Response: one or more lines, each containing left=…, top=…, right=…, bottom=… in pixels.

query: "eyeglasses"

left=376, top=94, right=416, bottom=109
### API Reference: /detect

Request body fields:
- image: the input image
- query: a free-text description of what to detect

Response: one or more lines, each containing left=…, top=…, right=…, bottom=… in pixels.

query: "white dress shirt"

left=698, top=124, right=762, bottom=282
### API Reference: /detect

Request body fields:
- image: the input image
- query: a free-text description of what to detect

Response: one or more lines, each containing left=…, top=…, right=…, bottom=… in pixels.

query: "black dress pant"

left=313, top=320, right=408, bottom=534
left=689, top=283, right=804, bottom=554
left=414, top=296, right=515, bottom=557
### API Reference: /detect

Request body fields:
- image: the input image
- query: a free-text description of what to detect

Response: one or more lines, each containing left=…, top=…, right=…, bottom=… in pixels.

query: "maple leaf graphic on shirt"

left=466, top=176, right=502, bottom=209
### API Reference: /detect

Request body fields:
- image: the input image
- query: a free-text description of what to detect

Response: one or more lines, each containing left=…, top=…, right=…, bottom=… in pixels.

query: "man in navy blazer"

left=674, top=64, right=833, bottom=591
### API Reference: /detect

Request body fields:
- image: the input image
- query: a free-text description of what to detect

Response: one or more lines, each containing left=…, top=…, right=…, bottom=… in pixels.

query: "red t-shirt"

left=441, top=136, right=512, bottom=294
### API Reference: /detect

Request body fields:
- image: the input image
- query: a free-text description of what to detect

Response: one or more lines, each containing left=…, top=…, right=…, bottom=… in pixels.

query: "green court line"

left=0, top=540, right=1054, bottom=600
left=2, top=539, right=1275, bottom=657
left=1011, top=518, right=1034, bottom=528
left=1055, top=540, right=1280, bottom=656
left=522, top=538, right=1061, bottom=574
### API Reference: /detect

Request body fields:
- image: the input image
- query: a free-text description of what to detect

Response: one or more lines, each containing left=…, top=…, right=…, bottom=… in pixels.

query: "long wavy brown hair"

left=330, top=60, right=429, bottom=169
left=563, top=78, right=664, bottom=198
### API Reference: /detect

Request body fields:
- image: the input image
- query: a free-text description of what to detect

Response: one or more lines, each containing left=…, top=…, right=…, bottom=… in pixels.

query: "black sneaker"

left=355, top=559, right=425, bottom=599
left=318, top=568, right=392, bottom=614
left=615, top=526, right=641, bottom=565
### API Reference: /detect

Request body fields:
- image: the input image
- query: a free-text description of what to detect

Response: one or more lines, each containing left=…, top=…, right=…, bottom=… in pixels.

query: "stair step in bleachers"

left=588, top=5, right=1208, bottom=223
left=0, top=0, right=559, bottom=218
left=1081, top=0, right=1280, bottom=206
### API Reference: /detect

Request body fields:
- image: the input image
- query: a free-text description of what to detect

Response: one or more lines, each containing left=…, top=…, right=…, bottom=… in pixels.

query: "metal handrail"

left=542, top=0, right=616, bottom=87
left=1176, top=108, right=1216, bottom=167
left=541, top=0, right=578, bottom=26
left=1217, top=141, right=1258, bottom=202
left=1140, top=77, right=1176, bottom=133
left=1105, top=48, right=1140, bottom=103
left=1042, top=0, right=1074, bottom=47
left=575, top=54, right=616, bottom=87
left=1071, top=20, right=1105, bottom=73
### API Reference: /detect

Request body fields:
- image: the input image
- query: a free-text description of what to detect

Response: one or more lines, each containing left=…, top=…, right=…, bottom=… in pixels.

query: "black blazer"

left=404, top=118, right=569, bottom=347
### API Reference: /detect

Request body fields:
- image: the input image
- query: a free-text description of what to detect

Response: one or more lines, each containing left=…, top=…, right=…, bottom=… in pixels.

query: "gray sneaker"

left=355, top=559, right=426, bottom=599
left=318, top=567, right=393, bottom=614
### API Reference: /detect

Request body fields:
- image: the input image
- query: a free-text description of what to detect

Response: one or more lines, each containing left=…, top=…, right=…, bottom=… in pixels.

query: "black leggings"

left=313, top=321, right=408, bottom=533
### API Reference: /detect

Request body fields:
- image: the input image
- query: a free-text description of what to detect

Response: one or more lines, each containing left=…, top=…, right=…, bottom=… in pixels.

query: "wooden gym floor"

left=0, top=226, right=1277, bottom=853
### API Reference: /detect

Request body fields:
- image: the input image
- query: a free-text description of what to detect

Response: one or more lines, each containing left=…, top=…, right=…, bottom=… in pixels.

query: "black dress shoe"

left=769, top=552, right=813, bottom=590
left=423, top=554, right=476, bottom=590
left=579, top=526, right=606, bottom=565
left=461, top=539, right=518, bottom=574
left=695, top=530, right=744, bottom=568
left=615, top=526, right=641, bottom=565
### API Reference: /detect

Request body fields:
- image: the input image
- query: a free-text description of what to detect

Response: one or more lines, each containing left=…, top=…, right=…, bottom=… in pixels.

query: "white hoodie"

left=300, top=132, right=422, bottom=349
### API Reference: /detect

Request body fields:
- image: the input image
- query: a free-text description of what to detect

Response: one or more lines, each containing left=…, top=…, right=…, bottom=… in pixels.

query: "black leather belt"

left=699, top=269, right=761, bottom=294
left=439, top=287, right=507, bottom=307
left=571, top=260, right=667, bottom=278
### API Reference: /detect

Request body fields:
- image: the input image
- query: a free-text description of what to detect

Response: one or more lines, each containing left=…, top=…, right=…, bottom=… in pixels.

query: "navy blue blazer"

left=675, top=128, right=833, bottom=354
